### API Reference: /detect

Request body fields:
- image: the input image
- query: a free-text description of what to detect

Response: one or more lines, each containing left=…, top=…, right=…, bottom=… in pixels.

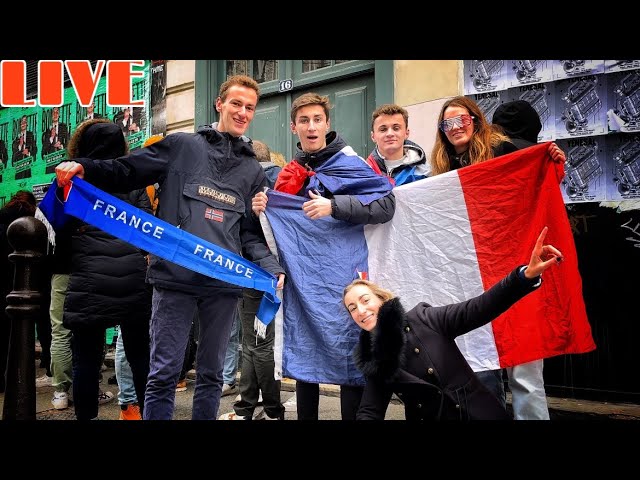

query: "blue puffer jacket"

left=75, top=124, right=282, bottom=295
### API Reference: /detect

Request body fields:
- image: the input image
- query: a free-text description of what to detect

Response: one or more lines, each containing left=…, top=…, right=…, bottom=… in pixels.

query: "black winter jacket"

left=63, top=188, right=152, bottom=330
left=354, top=267, right=541, bottom=421
left=75, top=124, right=282, bottom=295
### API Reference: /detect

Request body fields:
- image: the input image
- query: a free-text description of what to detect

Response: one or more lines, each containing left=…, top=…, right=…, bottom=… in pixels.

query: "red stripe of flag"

left=457, top=143, right=595, bottom=366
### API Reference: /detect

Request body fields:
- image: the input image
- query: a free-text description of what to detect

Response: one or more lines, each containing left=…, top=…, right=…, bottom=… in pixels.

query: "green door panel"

left=247, top=73, right=375, bottom=163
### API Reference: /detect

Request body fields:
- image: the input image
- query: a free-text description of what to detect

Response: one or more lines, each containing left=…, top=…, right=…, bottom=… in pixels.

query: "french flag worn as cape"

left=263, top=143, right=595, bottom=384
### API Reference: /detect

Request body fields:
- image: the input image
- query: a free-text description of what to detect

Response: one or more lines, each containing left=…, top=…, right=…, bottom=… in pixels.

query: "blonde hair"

left=343, top=279, right=395, bottom=306
left=429, top=96, right=509, bottom=176
left=270, top=151, right=286, bottom=168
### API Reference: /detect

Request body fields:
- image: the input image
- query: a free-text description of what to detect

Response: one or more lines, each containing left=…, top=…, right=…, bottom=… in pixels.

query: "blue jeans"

left=115, top=331, right=137, bottom=405
left=223, top=306, right=241, bottom=386
left=143, top=287, right=239, bottom=420
left=506, top=360, right=549, bottom=420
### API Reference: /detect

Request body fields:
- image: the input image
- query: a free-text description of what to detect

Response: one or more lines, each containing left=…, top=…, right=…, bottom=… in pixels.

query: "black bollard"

left=2, top=216, right=47, bottom=420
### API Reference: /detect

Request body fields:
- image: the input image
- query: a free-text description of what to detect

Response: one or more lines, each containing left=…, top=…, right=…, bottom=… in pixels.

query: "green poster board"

left=0, top=60, right=151, bottom=206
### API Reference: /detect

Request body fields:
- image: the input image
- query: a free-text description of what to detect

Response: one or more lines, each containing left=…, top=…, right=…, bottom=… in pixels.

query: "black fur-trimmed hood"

left=352, top=297, right=407, bottom=379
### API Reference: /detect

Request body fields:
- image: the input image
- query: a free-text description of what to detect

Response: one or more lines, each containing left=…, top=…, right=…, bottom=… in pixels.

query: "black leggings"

left=296, top=381, right=364, bottom=420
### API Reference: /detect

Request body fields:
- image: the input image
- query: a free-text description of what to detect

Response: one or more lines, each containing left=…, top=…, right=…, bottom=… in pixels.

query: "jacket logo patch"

left=198, top=185, right=236, bottom=205
left=205, top=207, right=224, bottom=222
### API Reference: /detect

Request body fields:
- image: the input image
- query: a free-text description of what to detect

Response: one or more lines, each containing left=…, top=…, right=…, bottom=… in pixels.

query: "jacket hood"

left=353, top=297, right=407, bottom=379
left=492, top=100, right=541, bottom=144
left=197, top=123, right=255, bottom=159
left=199, top=122, right=253, bottom=144
left=70, top=121, right=128, bottom=160
left=294, top=131, right=346, bottom=167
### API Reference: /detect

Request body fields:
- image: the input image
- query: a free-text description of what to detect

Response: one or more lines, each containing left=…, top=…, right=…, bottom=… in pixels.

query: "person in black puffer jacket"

left=62, top=119, right=153, bottom=421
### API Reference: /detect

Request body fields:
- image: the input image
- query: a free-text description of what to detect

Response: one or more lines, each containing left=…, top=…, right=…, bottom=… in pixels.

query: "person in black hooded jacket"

left=55, top=75, right=285, bottom=420
left=61, top=119, right=153, bottom=420
left=491, top=100, right=565, bottom=420
left=343, top=227, right=563, bottom=420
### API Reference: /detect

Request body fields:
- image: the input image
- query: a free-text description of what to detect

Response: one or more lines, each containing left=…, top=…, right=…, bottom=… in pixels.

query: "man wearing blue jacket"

left=55, top=75, right=285, bottom=420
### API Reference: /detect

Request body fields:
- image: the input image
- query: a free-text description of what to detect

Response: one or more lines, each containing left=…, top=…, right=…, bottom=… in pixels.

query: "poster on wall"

left=557, top=135, right=607, bottom=203
left=41, top=101, right=72, bottom=175
left=0, top=118, right=9, bottom=184
left=11, top=108, right=38, bottom=182
left=506, top=82, right=556, bottom=142
left=605, top=60, right=640, bottom=74
left=109, top=76, right=149, bottom=151
left=507, top=60, right=554, bottom=87
left=463, top=60, right=509, bottom=95
left=605, top=70, right=640, bottom=133
left=554, top=75, right=607, bottom=139
left=151, top=60, right=167, bottom=136
left=467, top=90, right=508, bottom=125
left=0, top=60, right=152, bottom=207
left=552, top=60, right=605, bottom=80
left=605, top=133, right=640, bottom=200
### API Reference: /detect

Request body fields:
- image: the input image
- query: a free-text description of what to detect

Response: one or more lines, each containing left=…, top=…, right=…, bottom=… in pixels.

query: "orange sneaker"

left=176, top=380, right=187, bottom=392
left=119, top=404, right=142, bottom=420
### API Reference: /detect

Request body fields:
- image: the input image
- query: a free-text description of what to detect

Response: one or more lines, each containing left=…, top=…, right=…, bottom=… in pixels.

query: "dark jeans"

left=144, top=287, right=239, bottom=420
left=296, top=381, right=364, bottom=420
left=179, top=313, right=198, bottom=381
left=233, top=288, right=284, bottom=420
left=71, top=328, right=105, bottom=420
left=475, top=368, right=507, bottom=409
left=119, top=308, right=151, bottom=417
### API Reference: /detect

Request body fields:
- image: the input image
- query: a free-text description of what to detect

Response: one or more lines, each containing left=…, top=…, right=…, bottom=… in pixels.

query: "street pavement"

left=2, top=360, right=639, bottom=421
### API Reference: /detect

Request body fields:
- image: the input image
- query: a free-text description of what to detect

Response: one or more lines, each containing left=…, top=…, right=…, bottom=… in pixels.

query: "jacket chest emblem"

left=197, top=185, right=236, bottom=206
left=205, top=207, right=224, bottom=223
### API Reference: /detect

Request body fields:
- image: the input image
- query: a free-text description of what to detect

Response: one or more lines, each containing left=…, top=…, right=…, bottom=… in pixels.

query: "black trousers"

left=233, top=288, right=284, bottom=420
left=119, top=285, right=152, bottom=416
left=296, top=381, right=364, bottom=420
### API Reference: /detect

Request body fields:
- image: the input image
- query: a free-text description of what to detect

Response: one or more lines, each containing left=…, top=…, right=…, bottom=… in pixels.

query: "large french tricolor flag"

left=263, top=143, right=595, bottom=385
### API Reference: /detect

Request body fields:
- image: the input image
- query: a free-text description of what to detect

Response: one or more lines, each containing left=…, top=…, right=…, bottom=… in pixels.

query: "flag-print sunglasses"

left=439, top=114, right=475, bottom=132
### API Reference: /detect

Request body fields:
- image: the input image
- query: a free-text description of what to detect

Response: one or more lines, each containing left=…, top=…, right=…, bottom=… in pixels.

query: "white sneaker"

left=98, top=390, right=114, bottom=405
left=218, top=411, right=248, bottom=420
left=35, top=374, right=53, bottom=388
left=253, top=407, right=282, bottom=420
left=283, top=394, right=297, bottom=412
left=51, top=391, right=70, bottom=410
left=221, top=383, right=238, bottom=397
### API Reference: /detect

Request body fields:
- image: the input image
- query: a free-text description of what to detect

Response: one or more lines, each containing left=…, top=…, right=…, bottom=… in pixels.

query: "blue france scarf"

left=39, top=178, right=280, bottom=327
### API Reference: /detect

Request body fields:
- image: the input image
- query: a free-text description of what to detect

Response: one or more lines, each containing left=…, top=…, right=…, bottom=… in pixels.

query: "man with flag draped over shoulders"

left=252, top=92, right=395, bottom=420
left=54, top=75, right=285, bottom=420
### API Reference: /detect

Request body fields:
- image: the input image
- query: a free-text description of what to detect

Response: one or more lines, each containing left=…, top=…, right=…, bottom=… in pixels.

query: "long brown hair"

left=429, top=96, right=509, bottom=176
left=4, top=190, right=36, bottom=217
